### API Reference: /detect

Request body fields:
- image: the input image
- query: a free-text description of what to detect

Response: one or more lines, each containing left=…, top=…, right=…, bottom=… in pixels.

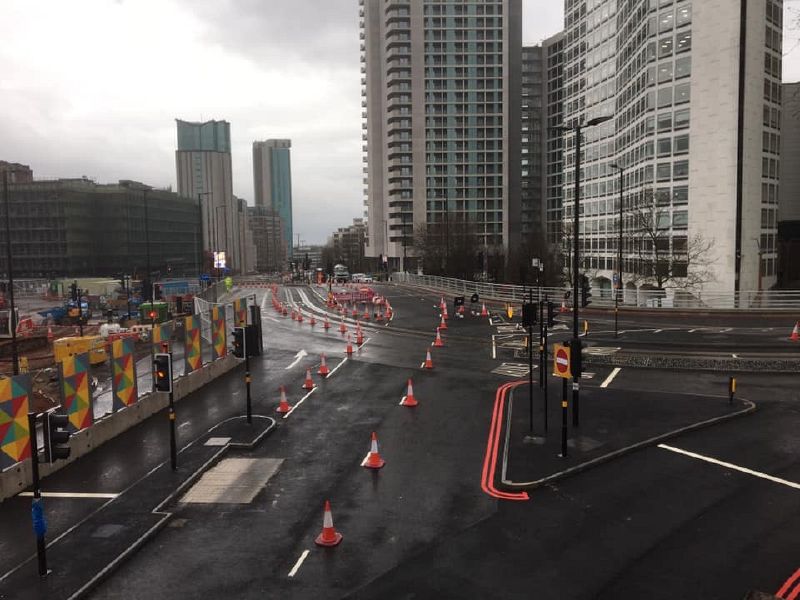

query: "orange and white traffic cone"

left=351, top=306, right=358, bottom=319
left=375, top=308, right=383, bottom=322
left=318, top=354, right=330, bottom=377
left=309, top=314, right=316, bottom=326
left=362, top=432, right=385, bottom=469
left=282, top=306, right=288, bottom=317
left=297, top=311, right=304, bottom=323
left=480, top=303, right=488, bottom=317
left=791, top=322, right=799, bottom=341
left=560, top=300, right=568, bottom=313
left=345, top=334, right=354, bottom=356
left=276, top=385, right=291, bottom=414
left=362, top=305, right=370, bottom=321
left=424, top=349, right=433, bottom=369
left=323, top=315, right=330, bottom=330
left=385, top=304, right=393, bottom=320
left=439, top=314, right=448, bottom=330
left=314, top=500, right=343, bottom=547
left=47, top=326, right=54, bottom=343
left=400, top=378, right=418, bottom=407
left=302, top=368, right=315, bottom=390
left=433, top=329, right=444, bottom=347
left=356, top=325, right=364, bottom=346
left=339, top=317, right=347, bottom=334
left=439, top=297, right=445, bottom=311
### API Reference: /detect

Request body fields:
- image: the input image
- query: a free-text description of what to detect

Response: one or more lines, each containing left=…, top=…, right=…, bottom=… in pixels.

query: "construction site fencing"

left=390, top=272, right=800, bottom=311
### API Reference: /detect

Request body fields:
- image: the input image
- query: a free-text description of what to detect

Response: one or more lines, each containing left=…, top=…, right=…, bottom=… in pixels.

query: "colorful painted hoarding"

left=0, top=375, right=32, bottom=470
left=60, top=352, right=93, bottom=432
left=211, top=306, right=226, bottom=360
left=111, top=338, right=138, bottom=411
left=184, top=315, right=202, bottom=375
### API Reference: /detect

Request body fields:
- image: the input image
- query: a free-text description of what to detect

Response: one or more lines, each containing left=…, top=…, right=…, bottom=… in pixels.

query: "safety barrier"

left=390, top=272, right=800, bottom=310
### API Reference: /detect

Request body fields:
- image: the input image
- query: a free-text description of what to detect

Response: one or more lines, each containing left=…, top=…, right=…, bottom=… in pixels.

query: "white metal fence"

left=390, top=272, right=800, bottom=310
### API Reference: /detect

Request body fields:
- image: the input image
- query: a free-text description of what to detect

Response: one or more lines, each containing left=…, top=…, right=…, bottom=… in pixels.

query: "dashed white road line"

left=600, top=367, right=621, bottom=389
left=287, top=549, right=310, bottom=578
left=658, top=444, right=800, bottom=490
left=282, top=387, right=317, bottom=419
left=326, top=357, right=348, bottom=378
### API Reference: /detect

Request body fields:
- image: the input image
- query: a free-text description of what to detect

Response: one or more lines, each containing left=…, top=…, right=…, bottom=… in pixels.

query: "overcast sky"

left=0, top=1, right=798, bottom=244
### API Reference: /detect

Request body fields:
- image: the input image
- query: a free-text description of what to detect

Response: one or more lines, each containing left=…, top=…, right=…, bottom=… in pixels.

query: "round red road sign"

left=555, top=347, right=570, bottom=374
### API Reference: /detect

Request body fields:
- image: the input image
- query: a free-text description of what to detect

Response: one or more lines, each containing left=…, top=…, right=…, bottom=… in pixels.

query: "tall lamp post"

left=611, top=162, right=625, bottom=338
left=557, top=115, right=613, bottom=427
left=196, top=192, right=211, bottom=283
left=2, top=171, right=19, bottom=375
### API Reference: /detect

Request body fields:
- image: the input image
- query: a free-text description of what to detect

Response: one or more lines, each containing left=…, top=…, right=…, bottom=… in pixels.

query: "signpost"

left=553, top=343, right=571, bottom=458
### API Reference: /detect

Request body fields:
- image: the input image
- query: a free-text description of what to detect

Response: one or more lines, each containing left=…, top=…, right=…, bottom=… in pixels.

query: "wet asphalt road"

left=2, top=283, right=798, bottom=599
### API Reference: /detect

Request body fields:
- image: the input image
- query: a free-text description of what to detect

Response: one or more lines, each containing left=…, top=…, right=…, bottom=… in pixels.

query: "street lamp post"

left=557, top=115, right=613, bottom=428
left=2, top=171, right=19, bottom=375
left=611, top=163, right=625, bottom=339
left=196, top=192, right=210, bottom=282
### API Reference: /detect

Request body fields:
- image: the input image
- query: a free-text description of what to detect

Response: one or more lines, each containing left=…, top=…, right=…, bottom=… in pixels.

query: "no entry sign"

left=553, top=343, right=572, bottom=379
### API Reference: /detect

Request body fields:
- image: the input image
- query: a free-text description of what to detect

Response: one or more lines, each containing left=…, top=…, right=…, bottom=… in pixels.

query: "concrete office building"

left=253, top=139, right=293, bottom=261
left=778, top=81, right=800, bottom=287
left=0, top=177, right=200, bottom=278
left=360, top=0, right=522, bottom=269
left=541, top=33, right=565, bottom=247
left=559, top=0, right=782, bottom=298
left=521, top=46, right=545, bottom=243
left=175, top=119, right=246, bottom=273
left=247, top=206, right=285, bottom=272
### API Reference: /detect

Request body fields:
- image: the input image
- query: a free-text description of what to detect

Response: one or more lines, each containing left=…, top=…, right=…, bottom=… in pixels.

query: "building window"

left=658, top=87, right=673, bottom=107
left=673, top=160, right=689, bottom=179
left=659, top=36, right=674, bottom=58
left=676, top=31, right=691, bottom=53
left=657, top=138, right=672, bottom=156
left=676, top=6, right=691, bottom=27
left=657, top=162, right=672, bottom=181
left=674, top=108, right=690, bottom=129
left=672, top=210, right=688, bottom=228
left=658, top=112, right=673, bottom=131
left=658, top=62, right=673, bottom=82
left=675, top=56, right=691, bottom=78
left=673, top=186, right=688, bottom=204
left=674, top=82, right=690, bottom=104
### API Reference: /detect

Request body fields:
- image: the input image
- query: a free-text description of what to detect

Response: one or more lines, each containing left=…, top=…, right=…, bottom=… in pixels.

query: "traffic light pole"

left=527, top=287, right=533, bottom=434
left=542, top=297, right=549, bottom=433
left=244, top=324, right=252, bottom=424
left=572, top=125, right=582, bottom=429
left=27, top=412, right=48, bottom=577
left=168, top=349, right=177, bottom=471
left=3, top=172, right=19, bottom=376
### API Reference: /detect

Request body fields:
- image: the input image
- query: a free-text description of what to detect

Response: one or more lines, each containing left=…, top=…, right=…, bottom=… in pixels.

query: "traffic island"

left=1, top=414, right=276, bottom=600
left=499, top=381, right=755, bottom=491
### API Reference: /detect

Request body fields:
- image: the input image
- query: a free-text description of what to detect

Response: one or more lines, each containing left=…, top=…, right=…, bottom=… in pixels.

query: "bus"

left=333, top=264, right=349, bottom=283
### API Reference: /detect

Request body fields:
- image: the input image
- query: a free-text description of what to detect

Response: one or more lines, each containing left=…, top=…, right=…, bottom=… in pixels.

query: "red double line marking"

left=777, top=567, right=800, bottom=600
left=481, top=381, right=529, bottom=501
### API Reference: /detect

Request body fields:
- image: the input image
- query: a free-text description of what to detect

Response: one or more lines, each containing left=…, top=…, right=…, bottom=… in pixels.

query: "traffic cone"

left=47, top=326, right=54, bottom=342
left=323, top=315, right=330, bottom=330
left=276, top=385, right=291, bottom=414
left=297, top=312, right=304, bottom=323
left=362, top=304, right=370, bottom=321
left=345, top=334, right=354, bottom=356
left=318, top=354, right=330, bottom=377
left=302, top=368, right=315, bottom=390
left=480, top=303, right=488, bottom=317
left=339, top=317, right=347, bottom=334
left=375, top=308, right=384, bottom=322
left=314, top=500, right=343, bottom=547
left=400, top=378, right=418, bottom=407
left=282, top=306, right=288, bottom=316
left=351, top=306, right=358, bottom=318
left=433, top=329, right=444, bottom=347
left=356, top=325, right=364, bottom=346
left=791, top=322, right=799, bottom=341
left=362, top=432, right=385, bottom=469
left=309, top=314, right=316, bottom=326
left=439, top=314, right=448, bottom=330
left=385, top=305, right=393, bottom=320
left=424, top=349, right=433, bottom=369
left=439, top=297, right=445, bottom=310
left=443, top=304, right=449, bottom=320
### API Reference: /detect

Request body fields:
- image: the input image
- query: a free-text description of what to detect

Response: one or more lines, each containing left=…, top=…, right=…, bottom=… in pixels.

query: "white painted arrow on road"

left=286, top=349, right=308, bottom=370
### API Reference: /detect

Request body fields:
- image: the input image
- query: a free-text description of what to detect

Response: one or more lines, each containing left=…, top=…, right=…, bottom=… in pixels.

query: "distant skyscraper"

left=175, top=119, right=245, bottom=272
left=360, top=0, right=522, bottom=269
left=253, top=139, right=293, bottom=261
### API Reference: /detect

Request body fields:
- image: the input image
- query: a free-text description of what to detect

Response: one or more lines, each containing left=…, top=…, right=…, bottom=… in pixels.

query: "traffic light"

left=547, top=301, right=558, bottom=328
left=175, top=296, right=183, bottom=314
left=43, top=410, right=71, bottom=463
left=153, top=353, right=172, bottom=393
left=148, top=309, right=157, bottom=321
left=154, top=283, right=162, bottom=301
left=70, top=281, right=78, bottom=301
left=522, top=302, right=538, bottom=328
left=580, top=275, right=592, bottom=308
left=231, top=326, right=245, bottom=358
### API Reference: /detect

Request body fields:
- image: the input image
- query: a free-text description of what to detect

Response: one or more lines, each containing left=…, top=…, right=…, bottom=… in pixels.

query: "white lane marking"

left=600, top=367, right=621, bottom=389
left=260, top=293, right=268, bottom=309
left=282, top=387, right=317, bottom=419
left=326, top=357, right=348, bottom=378
left=688, top=329, right=697, bottom=333
left=492, top=335, right=496, bottom=359
left=653, top=329, right=663, bottom=334
left=285, top=349, right=308, bottom=370
left=658, top=444, right=800, bottom=490
left=359, top=337, right=372, bottom=348
left=720, top=327, right=733, bottom=333
left=288, top=550, right=310, bottom=578
left=19, top=492, right=119, bottom=499
left=420, top=362, right=425, bottom=368
left=732, top=354, right=739, bottom=359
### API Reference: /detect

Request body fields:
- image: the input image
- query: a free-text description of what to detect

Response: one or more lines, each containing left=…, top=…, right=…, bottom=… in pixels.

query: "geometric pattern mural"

left=211, top=306, right=226, bottom=361
left=233, top=298, right=247, bottom=327
left=111, top=338, right=138, bottom=411
left=152, top=321, right=174, bottom=347
left=184, top=314, right=202, bottom=375
left=60, top=352, right=93, bottom=432
left=0, top=375, right=32, bottom=470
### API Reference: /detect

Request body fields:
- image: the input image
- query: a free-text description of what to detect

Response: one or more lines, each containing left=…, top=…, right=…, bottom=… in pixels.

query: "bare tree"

left=626, top=190, right=716, bottom=289
left=412, top=211, right=483, bottom=279
left=560, top=220, right=600, bottom=288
